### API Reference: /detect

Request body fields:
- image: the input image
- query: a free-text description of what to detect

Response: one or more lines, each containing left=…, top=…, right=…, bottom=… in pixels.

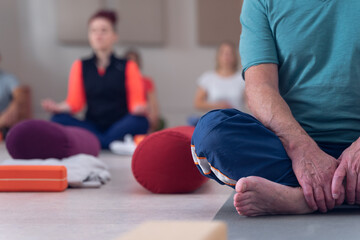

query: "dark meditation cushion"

left=132, top=126, right=209, bottom=194
left=6, top=120, right=100, bottom=159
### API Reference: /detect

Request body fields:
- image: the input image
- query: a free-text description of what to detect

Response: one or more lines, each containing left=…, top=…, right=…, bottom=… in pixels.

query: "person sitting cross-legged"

left=191, top=0, right=360, bottom=216
left=42, top=10, right=148, bottom=149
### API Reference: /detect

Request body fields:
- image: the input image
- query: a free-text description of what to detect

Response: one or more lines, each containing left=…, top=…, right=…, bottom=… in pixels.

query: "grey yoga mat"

left=214, top=192, right=360, bottom=240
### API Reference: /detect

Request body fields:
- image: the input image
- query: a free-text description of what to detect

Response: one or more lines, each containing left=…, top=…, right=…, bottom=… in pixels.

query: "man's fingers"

left=335, top=185, right=345, bottom=206
left=346, top=170, right=357, bottom=205
left=323, top=184, right=335, bottom=210
left=356, top=175, right=360, bottom=205
left=314, top=187, right=327, bottom=212
left=332, top=164, right=346, bottom=199
left=302, top=185, right=318, bottom=211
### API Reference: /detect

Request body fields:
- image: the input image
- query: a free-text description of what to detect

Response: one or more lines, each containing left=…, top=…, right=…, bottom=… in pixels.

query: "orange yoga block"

left=0, top=165, right=68, bottom=192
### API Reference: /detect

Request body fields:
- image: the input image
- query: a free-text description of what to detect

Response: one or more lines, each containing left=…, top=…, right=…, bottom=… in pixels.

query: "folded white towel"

left=1, top=154, right=111, bottom=188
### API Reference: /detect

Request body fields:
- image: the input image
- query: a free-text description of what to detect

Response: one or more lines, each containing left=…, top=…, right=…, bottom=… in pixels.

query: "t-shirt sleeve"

left=125, top=61, right=147, bottom=113
left=197, top=73, right=210, bottom=91
left=5, top=74, right=19, bottom=92
left=65, top=60, right=86, bottom=113
left=240, top=0, right=279, bottom=78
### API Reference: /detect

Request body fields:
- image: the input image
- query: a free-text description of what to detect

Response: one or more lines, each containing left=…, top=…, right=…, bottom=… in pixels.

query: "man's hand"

left=291, top=141, right=340, bottom=212
left=244, top=64, right=343, bottom=212
left=332, top=139, right=360, bottom=205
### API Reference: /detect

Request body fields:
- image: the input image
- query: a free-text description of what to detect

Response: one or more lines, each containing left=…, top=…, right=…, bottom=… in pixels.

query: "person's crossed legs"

left=51, top=113, right=148, bottom=149
left=101, top=114, right=149, bottom=148
left=191, top=109, right=349, bottom=216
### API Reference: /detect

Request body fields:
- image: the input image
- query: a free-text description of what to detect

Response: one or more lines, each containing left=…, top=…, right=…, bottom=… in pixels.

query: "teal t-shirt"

left=240, top=0, right=360, bottom=144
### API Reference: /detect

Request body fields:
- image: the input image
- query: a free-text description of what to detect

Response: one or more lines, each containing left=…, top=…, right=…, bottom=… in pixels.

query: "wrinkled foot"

left=234, top=176, right=314, bottom=216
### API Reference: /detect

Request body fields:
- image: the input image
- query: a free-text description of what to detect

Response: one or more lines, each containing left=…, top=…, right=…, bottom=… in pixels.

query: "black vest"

left=82, top=54, right=128, bottom=132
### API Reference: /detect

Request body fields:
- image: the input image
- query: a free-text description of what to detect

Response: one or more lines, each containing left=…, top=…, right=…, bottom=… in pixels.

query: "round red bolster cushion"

left=132, top=126, right=209, bottom=194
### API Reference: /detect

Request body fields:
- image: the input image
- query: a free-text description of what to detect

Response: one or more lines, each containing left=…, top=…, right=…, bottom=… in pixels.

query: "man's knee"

left=191, top=110, right=242, bottom=187
left=191, top=109, right=249, bottom=178
left=192, top=109, right=254, bottom=148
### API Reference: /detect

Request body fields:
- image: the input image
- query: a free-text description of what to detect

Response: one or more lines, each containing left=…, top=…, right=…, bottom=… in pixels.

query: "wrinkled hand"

left=292, top=143, right=340, bottom=212
left=332, top=139, right=360, bottom=205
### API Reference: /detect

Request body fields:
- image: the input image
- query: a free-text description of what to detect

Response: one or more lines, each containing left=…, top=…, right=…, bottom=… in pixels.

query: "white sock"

left=109, top=134, right=136, bottom=155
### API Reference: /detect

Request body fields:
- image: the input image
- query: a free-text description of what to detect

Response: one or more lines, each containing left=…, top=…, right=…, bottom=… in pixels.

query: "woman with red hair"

left=42, top=10, right=148, bottom=149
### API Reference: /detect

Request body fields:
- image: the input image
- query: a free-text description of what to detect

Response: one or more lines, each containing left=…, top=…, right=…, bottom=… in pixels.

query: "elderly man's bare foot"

left=234, top=176, right=314, bottom=216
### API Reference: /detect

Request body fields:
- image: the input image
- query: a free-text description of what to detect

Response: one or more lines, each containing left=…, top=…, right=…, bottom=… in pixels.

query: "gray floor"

left=6, top=141, right=360, bottom=240
left=0, top=143, right=233, bottom=240
left=214, top=192, right=360, bottom=240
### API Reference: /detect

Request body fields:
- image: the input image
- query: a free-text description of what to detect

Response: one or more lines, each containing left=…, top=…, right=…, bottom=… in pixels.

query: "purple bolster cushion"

left=6, top=120, right=100, bottom=159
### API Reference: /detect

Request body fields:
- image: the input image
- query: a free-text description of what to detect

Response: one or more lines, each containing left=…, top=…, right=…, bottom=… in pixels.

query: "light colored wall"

left=0, top=0, right=240, bottom=127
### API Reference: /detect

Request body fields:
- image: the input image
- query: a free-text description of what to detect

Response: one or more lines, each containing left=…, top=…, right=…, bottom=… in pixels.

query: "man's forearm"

left=250, top=85, right=315, bottom=151
left=245, top=65, right=318, bottom=159
left=245, top=65, right=339, bottom=211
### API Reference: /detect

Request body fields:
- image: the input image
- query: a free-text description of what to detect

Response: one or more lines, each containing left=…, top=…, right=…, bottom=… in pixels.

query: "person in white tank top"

left=194, top=41, right=247, bottom=113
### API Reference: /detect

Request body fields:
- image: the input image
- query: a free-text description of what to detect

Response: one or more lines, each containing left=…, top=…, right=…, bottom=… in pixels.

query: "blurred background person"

left=193, top=41, right=246, bottom=120
left=41, top=10, right=148, bottom=149
left=0, top=52, right=31, bottom=140
left=125, top=48, right=165, bottom=133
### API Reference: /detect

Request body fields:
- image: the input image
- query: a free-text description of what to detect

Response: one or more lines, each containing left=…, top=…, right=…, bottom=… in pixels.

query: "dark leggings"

left=51, top=113, right=149, bottom=149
